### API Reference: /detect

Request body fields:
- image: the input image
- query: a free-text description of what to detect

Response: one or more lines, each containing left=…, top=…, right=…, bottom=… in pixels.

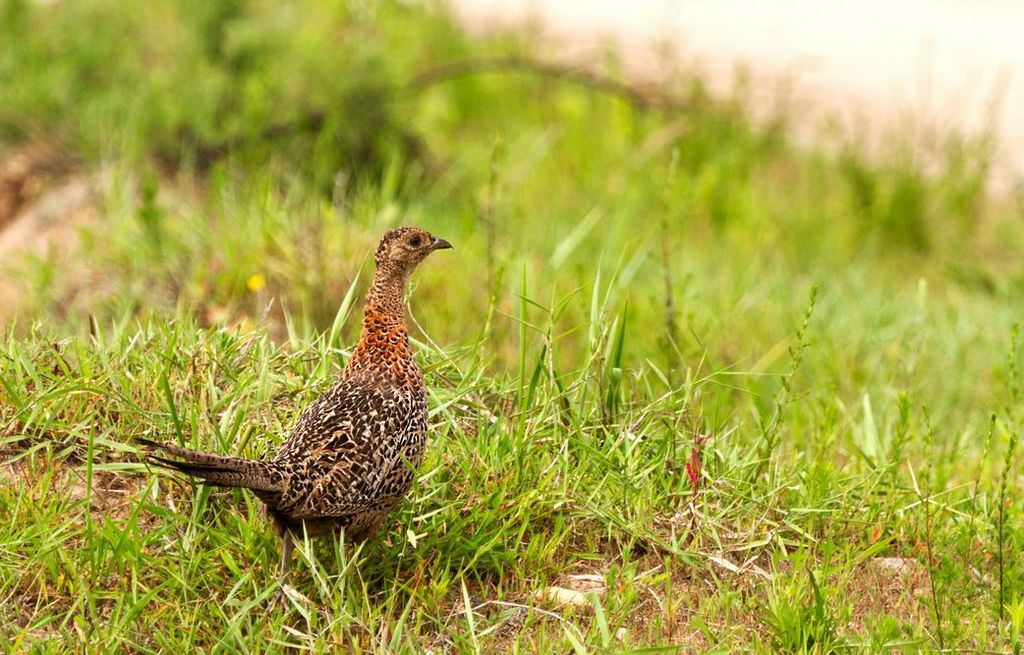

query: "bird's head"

left=374, top=227, right=453, bottom=275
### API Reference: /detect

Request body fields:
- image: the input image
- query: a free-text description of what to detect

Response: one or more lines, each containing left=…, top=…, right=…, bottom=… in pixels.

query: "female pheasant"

left=140, top=227, right=451, bottom=576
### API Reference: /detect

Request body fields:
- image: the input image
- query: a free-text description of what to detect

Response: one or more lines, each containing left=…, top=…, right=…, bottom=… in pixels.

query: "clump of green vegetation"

left=1, top=0, right=1022, bottom=652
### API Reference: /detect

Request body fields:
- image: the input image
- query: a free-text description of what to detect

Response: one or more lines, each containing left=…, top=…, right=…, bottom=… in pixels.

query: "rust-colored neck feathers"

left=339, top=226, right=450, bottom=389
left=343, top=263, right=421, bottom=389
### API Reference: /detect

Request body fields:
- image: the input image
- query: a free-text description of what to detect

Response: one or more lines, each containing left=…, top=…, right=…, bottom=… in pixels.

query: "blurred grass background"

left=1, top=0, right=1022, bottom=652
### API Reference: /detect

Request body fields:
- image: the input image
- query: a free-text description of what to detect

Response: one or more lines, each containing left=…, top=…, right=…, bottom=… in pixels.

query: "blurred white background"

left=454, top=0, right=1024, bottom=186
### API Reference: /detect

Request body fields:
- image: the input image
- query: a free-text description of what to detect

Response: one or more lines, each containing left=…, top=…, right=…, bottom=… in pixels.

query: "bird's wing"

left=271, top=382, right=425, bottom=519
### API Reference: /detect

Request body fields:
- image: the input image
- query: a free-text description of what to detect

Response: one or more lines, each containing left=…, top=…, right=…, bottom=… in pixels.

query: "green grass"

left=1, top=0, right=1022, bottom=652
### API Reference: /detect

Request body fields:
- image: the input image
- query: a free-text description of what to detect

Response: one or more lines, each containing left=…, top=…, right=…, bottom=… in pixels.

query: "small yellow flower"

left=246, top=273, right=266, bottom=293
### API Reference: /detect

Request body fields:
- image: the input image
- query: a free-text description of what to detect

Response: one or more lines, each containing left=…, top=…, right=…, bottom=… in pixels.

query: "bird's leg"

left=273, top=530, right=295, bottom=611
left=279, top=530, right=294, bottom=578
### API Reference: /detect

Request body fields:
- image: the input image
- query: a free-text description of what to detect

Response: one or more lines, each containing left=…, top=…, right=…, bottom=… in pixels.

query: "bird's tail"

left=137, top=437, right=284, bottom=493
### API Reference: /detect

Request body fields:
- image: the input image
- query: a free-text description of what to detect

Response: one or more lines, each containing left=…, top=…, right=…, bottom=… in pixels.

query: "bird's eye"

left=408, top=236, right=422, bottom=248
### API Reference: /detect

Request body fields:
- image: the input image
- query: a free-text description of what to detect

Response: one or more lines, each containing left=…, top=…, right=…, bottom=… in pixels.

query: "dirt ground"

left=0, top=144, right=94, bottom=322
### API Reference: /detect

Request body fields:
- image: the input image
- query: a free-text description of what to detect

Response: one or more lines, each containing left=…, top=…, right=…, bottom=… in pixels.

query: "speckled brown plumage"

left=140, top=226, right=451, bottom=576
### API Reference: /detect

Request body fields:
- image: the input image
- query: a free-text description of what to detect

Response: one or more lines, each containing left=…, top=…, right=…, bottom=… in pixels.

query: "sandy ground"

left=453, top=0, right=1024, bottom=186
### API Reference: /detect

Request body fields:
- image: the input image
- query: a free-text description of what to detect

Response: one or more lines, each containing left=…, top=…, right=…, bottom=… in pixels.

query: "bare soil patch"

left=0, top=143, right=95, bottom=322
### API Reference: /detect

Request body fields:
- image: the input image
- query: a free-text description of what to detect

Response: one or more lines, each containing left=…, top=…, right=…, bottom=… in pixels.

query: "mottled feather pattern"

left=139, top=227, right=451, bottom=571
left=272, top=381, right=427, bottom=523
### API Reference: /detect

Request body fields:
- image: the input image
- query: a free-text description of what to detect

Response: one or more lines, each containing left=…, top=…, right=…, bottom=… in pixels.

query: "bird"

left=139, top=226, right=452, bottom=579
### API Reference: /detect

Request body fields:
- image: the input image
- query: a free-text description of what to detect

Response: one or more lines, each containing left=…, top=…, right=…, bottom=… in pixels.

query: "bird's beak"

left=431, top=237, right=453, bottom=251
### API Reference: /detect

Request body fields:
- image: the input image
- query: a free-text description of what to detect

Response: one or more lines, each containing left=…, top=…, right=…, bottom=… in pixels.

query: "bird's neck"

left=362, top=267, right=408, bottom=326
left=342, top=267, right=421, bottom=388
